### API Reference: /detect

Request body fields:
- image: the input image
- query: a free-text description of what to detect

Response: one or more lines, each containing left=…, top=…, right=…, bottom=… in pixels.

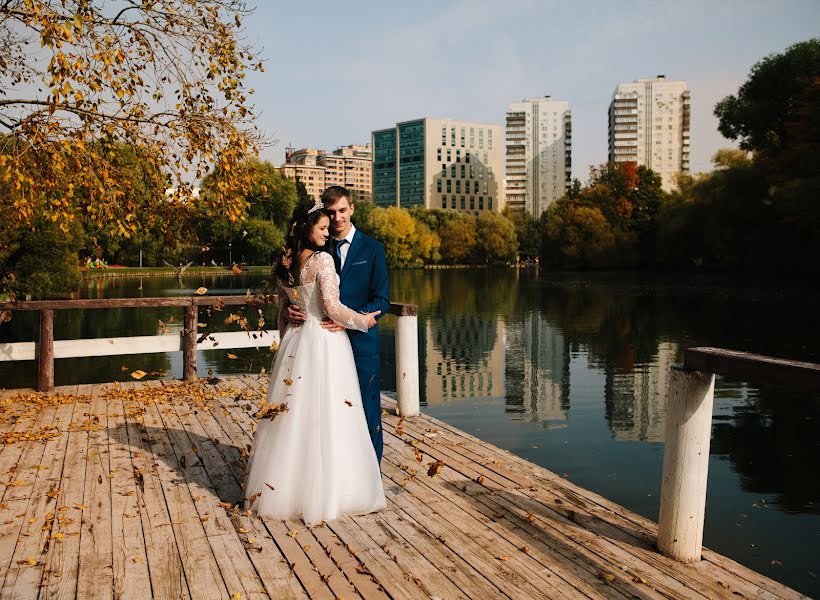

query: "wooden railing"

left=658, top=347, right=820, bottom=562
left=0, top=297, right=421, bottom=416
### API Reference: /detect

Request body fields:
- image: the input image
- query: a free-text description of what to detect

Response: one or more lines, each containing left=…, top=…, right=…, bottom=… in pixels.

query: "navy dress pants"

left=353, top=352, right=383, bottom=464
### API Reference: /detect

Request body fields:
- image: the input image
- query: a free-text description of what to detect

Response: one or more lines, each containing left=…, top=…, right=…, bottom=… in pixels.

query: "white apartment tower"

left=505, top=97, right=572, bottom=217
left=608, top=76, right=690, bottom=190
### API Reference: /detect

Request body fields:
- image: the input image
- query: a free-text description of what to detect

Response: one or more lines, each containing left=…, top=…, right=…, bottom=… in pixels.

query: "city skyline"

left=243, top=1, right=818, bottom=183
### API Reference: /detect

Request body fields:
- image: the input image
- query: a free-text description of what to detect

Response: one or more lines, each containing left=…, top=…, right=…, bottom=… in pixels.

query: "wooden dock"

left=0, top=376, right=807, bottom=599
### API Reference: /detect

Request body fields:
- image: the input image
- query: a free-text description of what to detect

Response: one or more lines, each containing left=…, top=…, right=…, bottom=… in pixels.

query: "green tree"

left=246, top=161, right=299, bottom=227
left=715, top=38, right=820, bottom=181
left=503, top=207, right=541, bottom=259
left=474, top=212, right=517, bottom=264
left=9, top=220, right=82, bottom=298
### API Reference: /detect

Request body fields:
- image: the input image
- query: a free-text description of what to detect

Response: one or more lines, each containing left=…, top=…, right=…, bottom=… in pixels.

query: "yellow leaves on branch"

left=0, top=0, right=264, bottom=236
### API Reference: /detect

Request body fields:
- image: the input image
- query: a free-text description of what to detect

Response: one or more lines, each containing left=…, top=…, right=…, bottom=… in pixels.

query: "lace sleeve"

left=313, top=253, right=369, bottom=332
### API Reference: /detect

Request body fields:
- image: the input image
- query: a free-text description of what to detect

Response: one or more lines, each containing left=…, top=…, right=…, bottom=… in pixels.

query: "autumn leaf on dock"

left=195, top=287, right=208, bottom=295
left=130, top=370, right=147, bottom=380
left=427, top=460, right=445, bottom=477
left=254, top=402, right=289, bottom=421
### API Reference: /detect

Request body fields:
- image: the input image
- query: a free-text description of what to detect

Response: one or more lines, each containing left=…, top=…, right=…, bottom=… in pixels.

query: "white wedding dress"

left=244, top=251, right=386, bottom=525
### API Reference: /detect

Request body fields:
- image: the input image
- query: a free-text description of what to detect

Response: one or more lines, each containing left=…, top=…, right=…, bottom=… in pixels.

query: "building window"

left=441, top=195, right=447, bottom=208
left=460, top=196, right=465, bottom=209
left=446, top=149, right=451, bottom=161
left=488, top=197, right=493, bottom=210
left=451, top=196, right=456, bottom=209
left=465, top=153, right=470, bottom=164
left=479, top=196, right=484, bottom=210
left=460, top=127, right=465, bottom=147
left=488, top=129, right=493, bottom=149
left=474, top=180, right=479, bottom=193
left=442, top=164, right=446, bottom=176
left=450, top=164, right=456, bottom=177
left=437, top=180, right=442, bottom=192
left=441, top=126, right=446, bottom=144
left=451, top=128, right=456, bottom=146
left=479, top=165, right=484, bottom=178
left=460, top=165, right=465, bottom=178
left=469, top=165, right=474, bottom=178
left=456, top=149, right=461, bottom=163
left=456, top=180, right=461, bottom=193
left=446, top=180, right=451, bottom=192
left=437, top=148, right=442, bottom=161
left=470, top=197, right=475, bottom=209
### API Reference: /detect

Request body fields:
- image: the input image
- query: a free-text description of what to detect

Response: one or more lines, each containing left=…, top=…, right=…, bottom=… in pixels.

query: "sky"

left=242, top=0, right=819, bottom=182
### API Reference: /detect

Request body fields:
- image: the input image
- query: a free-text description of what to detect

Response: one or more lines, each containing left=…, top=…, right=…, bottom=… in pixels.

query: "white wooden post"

left=395, top=313, right=419, bottom=416
left=657, top=366, right=716, bottom=562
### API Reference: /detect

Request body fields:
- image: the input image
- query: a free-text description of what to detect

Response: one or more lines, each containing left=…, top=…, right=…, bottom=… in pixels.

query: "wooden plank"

left=107, top=381, right=152, bottom=600
left=378, top=458, right=583, bottom=600
left=37, top=384, right=92, bottom=600
left=118, top=384, right=189, bottom=599
left=684, top=347, right=820, bottom=391
left=137, top=384, right=228, bottom=600
left=76, top=383, right=114, bottom=599
left=307, top=519, right=389, bottom=600
left=0, top=393, right=64, bottom=591
left=326, top=516, right=428, bottom=600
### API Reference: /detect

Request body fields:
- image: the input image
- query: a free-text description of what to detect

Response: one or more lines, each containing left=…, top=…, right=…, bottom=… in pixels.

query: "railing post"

left=183, top=304, right=198, bottom=381
left=394, top=305, right=419, bottom=417
left=657, top=366, right=715, bottom=562
left=37, top=309, right=54, bottom=392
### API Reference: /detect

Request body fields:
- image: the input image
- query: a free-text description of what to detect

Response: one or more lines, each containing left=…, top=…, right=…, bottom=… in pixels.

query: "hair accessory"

left=307, top=202, right=324, bottom=214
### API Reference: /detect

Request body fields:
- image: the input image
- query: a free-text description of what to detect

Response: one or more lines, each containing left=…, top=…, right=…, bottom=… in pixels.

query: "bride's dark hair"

left=274, top=202, right=330, bottom=286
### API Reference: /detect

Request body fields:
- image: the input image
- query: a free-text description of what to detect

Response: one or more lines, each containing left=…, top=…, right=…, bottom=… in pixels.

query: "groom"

left=287, top=186, right=389, bottom=463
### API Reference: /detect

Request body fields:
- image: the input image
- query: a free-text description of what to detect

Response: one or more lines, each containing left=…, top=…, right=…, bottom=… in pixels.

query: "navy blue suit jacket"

left=334, top=229, right=389, bottom=357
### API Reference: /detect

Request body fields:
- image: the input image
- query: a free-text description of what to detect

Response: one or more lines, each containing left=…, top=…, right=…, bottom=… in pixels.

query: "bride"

left=244, top=202, right=386, bottom=525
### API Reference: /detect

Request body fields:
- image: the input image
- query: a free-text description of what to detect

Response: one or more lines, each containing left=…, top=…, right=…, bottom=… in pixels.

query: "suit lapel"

left=340, top=230, right=361, bottom=283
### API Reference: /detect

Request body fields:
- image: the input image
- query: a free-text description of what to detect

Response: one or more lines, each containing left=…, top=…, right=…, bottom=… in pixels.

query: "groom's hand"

left=320, top=317, right=345, bottom=332
left=287, top=304, right=307, bottom=326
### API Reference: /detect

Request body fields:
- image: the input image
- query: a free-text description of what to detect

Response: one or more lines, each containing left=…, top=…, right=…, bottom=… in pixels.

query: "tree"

left=369, top=207, right=417, bottom=267
left=474, top=212, right=517, bottom=264
left=715, top=39, right=820, bottom=181
left=503, top=207, right=541, bottom=259
left=0, top=1, right=263, bottom=247
left=541, top=201, right=615, bottom=268
left=244, top=161, right=298, bottom=227
left=9, top=220, right=82, bottom=298
left=439, top=216, right=476, bottom=264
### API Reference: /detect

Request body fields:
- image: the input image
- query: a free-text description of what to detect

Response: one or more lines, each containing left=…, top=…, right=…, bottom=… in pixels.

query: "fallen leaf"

left=497, top=555, right=510, bottom=561
left=131, top=370, right=147, bottom=380
left=283, top=377, right=293, bottom=386
left=597, top=572, right=615, bottom=583
left=227, top=353, right=238, bottom=360
left=195, top=287, right=208, bottom=295
left=427, top=460, right=444, bottom=477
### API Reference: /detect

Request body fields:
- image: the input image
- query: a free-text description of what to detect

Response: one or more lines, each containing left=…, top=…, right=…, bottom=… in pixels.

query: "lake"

left=1, top=268, right=818, bottom=596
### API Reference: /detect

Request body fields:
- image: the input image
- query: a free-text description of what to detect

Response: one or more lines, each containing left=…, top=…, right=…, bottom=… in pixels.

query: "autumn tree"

left=473, top=212, right=517, bottom=264
left=438, top=216, right=477, bottom=264
left=541, top=201, right=615, bottom=268
left=1, top=1, right=263, bottom=288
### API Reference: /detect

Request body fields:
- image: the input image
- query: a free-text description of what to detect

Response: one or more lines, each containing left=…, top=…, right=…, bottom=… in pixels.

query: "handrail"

left=0, top=297, right=421, bottom=416
left=658, top=347, right=820, bottom=563
left=683, top=347, right=820, bottom=391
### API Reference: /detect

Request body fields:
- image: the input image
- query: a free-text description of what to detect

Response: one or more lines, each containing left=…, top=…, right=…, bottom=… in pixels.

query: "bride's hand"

left=364, top=310, right=381, bottom=329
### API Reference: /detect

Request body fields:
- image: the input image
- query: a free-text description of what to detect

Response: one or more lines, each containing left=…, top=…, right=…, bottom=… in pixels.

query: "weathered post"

left=183, top=304, right=198, bottom=381
left=393, top=303, right=419, bottom=417
left=37, top=309, right=55, bottom=392
left=657, top=366, right=716, bottom=561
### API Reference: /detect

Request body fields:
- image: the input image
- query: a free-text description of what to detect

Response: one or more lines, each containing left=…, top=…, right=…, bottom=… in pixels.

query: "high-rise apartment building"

left=372, top=118, right=504, bottom=213
left=280, top=144, right=373, bottom=203
left=608, top=76, right=690, bottom=190
left=505, top=97, right=572, bottom=217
